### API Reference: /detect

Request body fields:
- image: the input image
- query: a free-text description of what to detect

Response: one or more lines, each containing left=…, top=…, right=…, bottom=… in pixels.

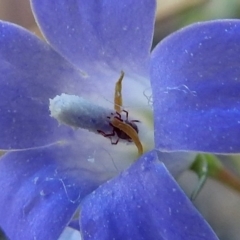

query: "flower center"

left=49, top=71, right=143, bottom=156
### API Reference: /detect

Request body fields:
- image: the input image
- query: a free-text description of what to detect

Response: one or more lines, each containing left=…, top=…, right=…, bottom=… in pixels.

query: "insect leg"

left=111, top=117, right=143, bottom=156
left=97, top=127, right=119, bottom=145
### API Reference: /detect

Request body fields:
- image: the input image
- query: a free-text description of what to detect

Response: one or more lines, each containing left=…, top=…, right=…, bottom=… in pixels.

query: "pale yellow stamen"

left=112, top=71, right=143, bottom=156
left=114, top=71, right=124, bottom=113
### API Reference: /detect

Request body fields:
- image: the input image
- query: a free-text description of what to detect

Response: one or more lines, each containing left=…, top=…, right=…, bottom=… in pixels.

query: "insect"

left=49, top=71, right=143, bottom=156
left=98, top=110, right=140, bottom=144
left=97, top=71, right=143, bottom=156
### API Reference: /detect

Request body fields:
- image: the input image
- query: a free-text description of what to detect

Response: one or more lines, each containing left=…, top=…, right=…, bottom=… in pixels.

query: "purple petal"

left=151, top=20, right=240, bottom=153
left=0, top=21, right=87, bottom=149
left=0, top=144, right=105, bottom=240
left=31, top=0, right=156, bottom=76
left=0, top=21, right=142, bottom=175
left=80, top=150, right=218, bottom=240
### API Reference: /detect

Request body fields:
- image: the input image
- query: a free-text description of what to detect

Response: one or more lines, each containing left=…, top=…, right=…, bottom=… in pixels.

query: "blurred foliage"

left=191, top=154, right=240, bottom=200
left=154, top=0, right=240, bottom=45
left=181, top=0, right=240, bottom=23
left=0, top=228, right=8, bottom=240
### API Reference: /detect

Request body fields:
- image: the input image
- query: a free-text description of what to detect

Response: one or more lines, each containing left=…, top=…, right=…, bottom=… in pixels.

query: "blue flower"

left=1, top=0, right=239, bottom=239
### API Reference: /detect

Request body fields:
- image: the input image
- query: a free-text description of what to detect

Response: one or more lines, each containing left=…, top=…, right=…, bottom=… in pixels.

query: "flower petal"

left=0, top=21, right=148, bottom=173
left=0, top=21, right=87, bottom=149
left=151, top=20, right=240, bottom=153
left=0, top=144, right=105, bottom=240
left=31, top=0, right=156, bottom=75
left=80, top=150, right=218, bottom=240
